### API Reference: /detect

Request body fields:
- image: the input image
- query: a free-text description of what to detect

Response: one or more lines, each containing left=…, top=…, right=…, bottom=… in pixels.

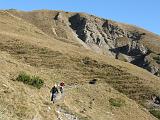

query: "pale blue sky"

left=0, top=0, right=160, bottom=35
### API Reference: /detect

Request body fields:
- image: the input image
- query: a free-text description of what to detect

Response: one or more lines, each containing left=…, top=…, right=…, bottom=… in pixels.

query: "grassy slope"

left=0, top=10, right=159, bottom=120
left=0, top=51, right=157, bottom=120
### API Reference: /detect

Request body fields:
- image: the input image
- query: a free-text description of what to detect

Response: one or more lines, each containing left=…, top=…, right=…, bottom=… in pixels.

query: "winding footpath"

left=55, top=84, right=80, bottom=120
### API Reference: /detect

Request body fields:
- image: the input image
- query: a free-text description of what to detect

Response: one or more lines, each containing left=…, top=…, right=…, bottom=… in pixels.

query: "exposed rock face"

left=144, top=55, right=160, bottom=75
left=129, top=43, right=148, bottom=55
left=69, top=14, right=103, bottom=53
left=69, top=14, right=126, bottom=55
left=68, top=14, right=160, bottom=76
left=147, top=65, right=159, bottom=75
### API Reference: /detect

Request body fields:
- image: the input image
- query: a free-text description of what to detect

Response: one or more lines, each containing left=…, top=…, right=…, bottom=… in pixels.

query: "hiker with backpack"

left=50, top=84, right=59, bottom=103
left=59, top=81, right=65, bottom=94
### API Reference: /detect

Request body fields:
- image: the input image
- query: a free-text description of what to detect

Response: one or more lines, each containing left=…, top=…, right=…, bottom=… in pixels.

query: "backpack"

left=51, top=86, right=58, bottom=94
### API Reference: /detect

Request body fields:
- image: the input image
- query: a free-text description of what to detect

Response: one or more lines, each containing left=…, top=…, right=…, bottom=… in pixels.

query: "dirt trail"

left=55, top=84, right=80, bottom=120
left=56, top=107, right=79, bottom=120
left=54, top=84, right=116, bottom=120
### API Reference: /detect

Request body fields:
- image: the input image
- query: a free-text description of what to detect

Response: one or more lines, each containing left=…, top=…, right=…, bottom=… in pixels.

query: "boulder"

left=89, top=79, right=97, bottom=84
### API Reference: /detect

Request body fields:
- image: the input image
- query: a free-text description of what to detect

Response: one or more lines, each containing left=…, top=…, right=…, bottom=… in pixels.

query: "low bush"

left=16, top=72, right=44, bottom=89
left=149, top=109, right=160, bottom=119
left=109, top=98, right=125, bottom=107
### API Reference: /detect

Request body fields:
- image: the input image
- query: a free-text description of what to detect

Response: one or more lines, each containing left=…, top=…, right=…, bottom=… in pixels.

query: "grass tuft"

left=109, top=98, right=125, bottom=107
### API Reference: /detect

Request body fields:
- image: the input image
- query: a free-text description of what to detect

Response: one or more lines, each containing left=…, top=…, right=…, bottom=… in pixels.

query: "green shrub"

left=109, top=98, right=125, bottom=107
left=30, top=76, right=44, bottom=89
left=149, top=109, right=160, bottom=119
left=16, top=72, right=44, bottom=89
left=16, top=72, right=31, bottom=83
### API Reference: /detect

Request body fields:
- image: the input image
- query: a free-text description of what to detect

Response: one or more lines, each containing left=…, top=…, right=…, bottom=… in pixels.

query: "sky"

left=0, top=0, right=160, bottom=35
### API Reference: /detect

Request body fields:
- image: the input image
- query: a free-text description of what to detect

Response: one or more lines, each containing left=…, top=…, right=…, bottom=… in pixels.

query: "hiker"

left=59, top=81, right=65, bottom=94
left=50, top=84, right=59, bottom=103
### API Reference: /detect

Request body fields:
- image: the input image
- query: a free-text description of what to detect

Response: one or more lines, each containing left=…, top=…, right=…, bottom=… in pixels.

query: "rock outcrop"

left=68, top=13, right=160, bottom=77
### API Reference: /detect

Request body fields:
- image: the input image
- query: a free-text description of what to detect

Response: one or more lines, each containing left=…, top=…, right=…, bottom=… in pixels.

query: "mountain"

left=0, top=9, right=160, bottom=120
left=8, top=10, right=160, bottom=77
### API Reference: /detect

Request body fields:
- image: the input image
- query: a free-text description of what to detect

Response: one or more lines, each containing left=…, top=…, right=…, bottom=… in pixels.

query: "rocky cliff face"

left=9, top=10, right=160, bottom=77
left=67, top=13, right=160, bottom=76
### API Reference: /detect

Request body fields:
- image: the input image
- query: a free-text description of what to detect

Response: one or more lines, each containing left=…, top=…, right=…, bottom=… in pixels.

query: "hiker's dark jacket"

left=50, top=86, right=59, bottom=94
